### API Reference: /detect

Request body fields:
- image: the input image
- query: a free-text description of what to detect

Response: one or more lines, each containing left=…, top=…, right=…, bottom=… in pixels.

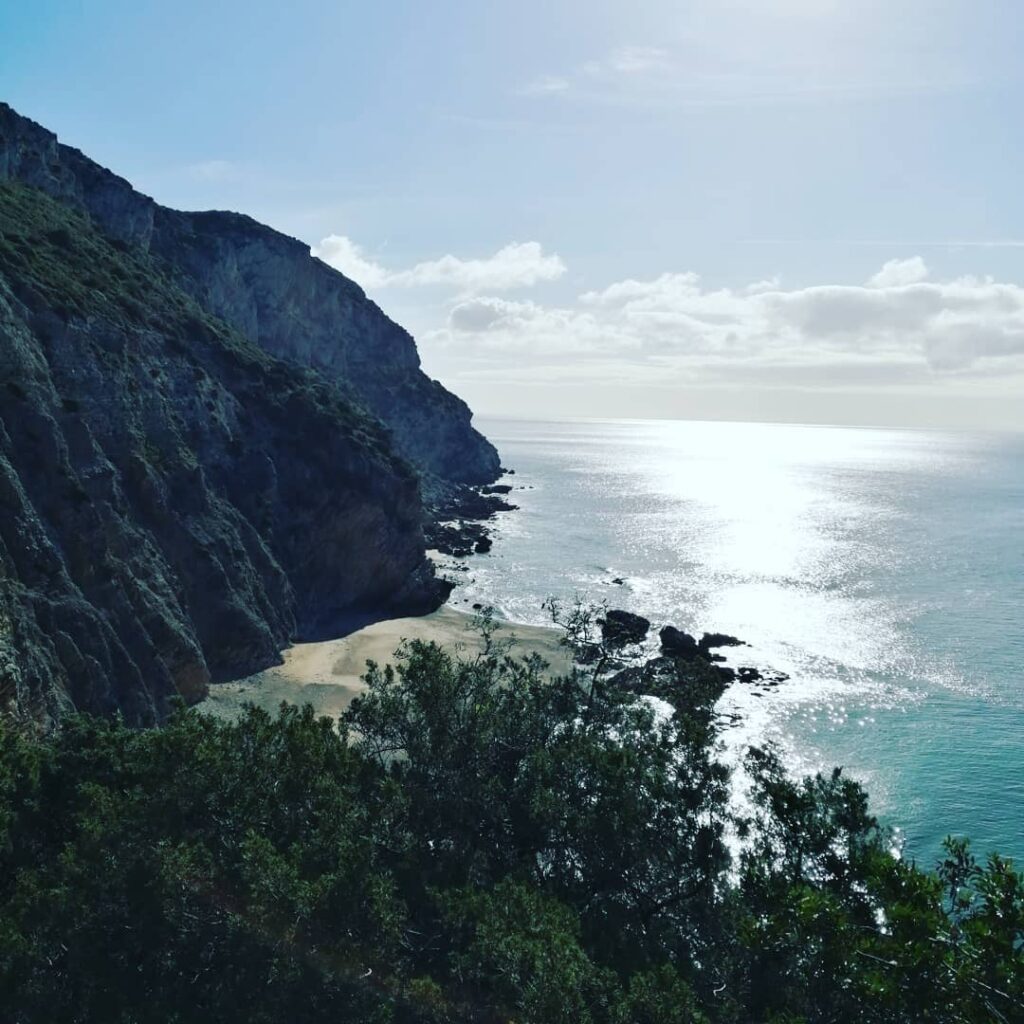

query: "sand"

left=200, top=605, right=572, bottom=723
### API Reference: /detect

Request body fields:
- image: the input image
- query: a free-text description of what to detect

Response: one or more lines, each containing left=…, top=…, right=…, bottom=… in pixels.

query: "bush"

left=0, top=619, right=1020, bottom=1023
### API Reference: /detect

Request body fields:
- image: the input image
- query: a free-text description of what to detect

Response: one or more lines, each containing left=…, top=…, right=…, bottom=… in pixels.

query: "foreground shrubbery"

left=0, top=621, right=1021, bottom=1023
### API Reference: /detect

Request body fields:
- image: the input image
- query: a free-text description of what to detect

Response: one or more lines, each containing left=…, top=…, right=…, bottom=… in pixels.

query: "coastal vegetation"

left=0, top=615, right=1020, bottom=1023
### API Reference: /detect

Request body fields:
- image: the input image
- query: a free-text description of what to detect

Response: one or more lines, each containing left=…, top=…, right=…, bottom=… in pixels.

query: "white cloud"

left=519, top=5, right=974, bottom=107
left=394, top=242, right=566, bottom=291
left=603, top=46, right=672, bottom=75
left=867, top=256, right=929, bottom=288
left=524, top=44, right=672, bottom=98
left=312, top=237, right=565, bottom=294
left=312, top=235, right=391, bottom=289
left=437, top=259, right=1024, bottom=377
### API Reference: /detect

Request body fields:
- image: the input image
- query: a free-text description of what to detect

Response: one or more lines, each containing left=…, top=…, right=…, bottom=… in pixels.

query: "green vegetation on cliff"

left=0, top=627, right=1020, bottom=1023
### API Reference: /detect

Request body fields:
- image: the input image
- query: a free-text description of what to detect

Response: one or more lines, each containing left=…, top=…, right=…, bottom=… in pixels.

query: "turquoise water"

left=453, top=418, right=1024, bottom=868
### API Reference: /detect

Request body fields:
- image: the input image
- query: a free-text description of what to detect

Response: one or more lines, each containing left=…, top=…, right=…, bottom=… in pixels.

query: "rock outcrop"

left=0, top=103, right=500, bottom=726
left=658, top=625, right=702, bottom=660
left=600, top=609, right=650, bottom=648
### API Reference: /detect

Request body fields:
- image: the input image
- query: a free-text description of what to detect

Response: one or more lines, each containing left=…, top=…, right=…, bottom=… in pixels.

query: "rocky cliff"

left=0, top=102, right=500, bottom=484
left=0, top=103, right=498, bottom=726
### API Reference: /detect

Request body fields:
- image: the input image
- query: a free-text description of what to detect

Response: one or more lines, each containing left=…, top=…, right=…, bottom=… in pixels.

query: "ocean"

left=452, top=417, right=1024, bottom=868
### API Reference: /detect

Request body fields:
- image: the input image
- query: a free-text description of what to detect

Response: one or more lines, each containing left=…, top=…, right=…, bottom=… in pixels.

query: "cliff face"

left=0, top=104, right=498, bottom=726
left=0, top=103, right=500, bottom=484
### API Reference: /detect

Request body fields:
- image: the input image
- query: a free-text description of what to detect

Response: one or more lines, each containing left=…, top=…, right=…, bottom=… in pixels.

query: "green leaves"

left=0, top=628, right=1020, bottom=1023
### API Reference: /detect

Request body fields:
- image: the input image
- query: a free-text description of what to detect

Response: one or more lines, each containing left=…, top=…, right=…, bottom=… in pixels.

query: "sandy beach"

left=200, top=605, right=572, bottom=723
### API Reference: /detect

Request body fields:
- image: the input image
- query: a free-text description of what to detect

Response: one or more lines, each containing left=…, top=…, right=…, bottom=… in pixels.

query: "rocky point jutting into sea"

left=0, top=102, right=505, bottom=727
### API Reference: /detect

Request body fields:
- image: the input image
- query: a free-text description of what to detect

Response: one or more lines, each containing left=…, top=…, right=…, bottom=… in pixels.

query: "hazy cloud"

left=523, top=44, right=673, bottom=99
left=519, top=74, right=571, bottom=96
left=592, top=46, right=672, bottom=76
left=867, top=257, right=929, bottom=288
left=312, top=235, right=392, bottom=289
left=519, top=5, right=975, bottom=107
left=439, top=259, right=1024, bottom=377
left=312, top=237, right=566, bottom=294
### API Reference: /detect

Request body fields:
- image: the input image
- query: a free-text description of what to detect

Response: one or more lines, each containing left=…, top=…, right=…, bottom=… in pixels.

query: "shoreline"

left=200, top=605, right=572, bottom=723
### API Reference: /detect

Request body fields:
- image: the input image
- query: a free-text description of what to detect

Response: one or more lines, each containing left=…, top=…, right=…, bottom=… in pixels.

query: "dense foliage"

left=0, top=619, right=1021, bottom=1023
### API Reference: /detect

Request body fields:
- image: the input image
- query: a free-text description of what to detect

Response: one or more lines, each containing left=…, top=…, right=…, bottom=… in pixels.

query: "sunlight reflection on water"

left=455, top=417, right=1024, bottom=865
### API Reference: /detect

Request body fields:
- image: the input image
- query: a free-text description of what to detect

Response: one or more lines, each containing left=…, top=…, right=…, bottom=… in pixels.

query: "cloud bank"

left=439, top=259, right=1024, bottom=380
left=311, top=228, right=1024, bottom=418
left=312, top=237, right=566, bottom=294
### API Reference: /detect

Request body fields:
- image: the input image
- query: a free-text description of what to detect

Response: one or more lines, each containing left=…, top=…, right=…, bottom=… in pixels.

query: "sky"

left=3, top=0, right=1024, bottom=430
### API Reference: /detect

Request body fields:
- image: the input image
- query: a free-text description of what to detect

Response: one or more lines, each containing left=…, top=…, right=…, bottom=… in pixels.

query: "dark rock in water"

left=0, top=102, right=505, bottom=725
left=611, top=577, right=626, bottom=585
left=610, top=654, right=733, bottom=709
left=438, top=486, right=516, bottom=520
left=738, top=666, right=763, bottom=683
left=472, top=603, right=483, bottom=610
left=600, top=609, right=650, bottom=648
left=424, top=478, right=517, bottom=557
left=427, top=520, right=492, bottom=558
left=659, top=625, right=702, bottom=660
left=481, top=484, right=513, bottom=495
left=699, top=631, right=744, bottom=651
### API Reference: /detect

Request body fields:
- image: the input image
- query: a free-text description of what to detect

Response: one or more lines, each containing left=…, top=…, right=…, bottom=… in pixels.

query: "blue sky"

left=4, top=0, right=1024, bottom=428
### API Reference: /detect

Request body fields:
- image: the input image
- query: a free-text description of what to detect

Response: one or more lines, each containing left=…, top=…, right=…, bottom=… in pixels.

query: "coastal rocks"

left=600, top=609, right=650, bottom=648
left=605, top=617, right=789, bottom=717
left=659, top=625, right=753, bottom=680
left=428, top=482, right=517, bottom=521
left=610, top=654, right=733, bottom=710
left=423, top=479, right=518, bottom=558
left=659, top=625, right=702, bottom=660
left=736, top=666, right=789, bottom=687
left=699, top=631, right=744, bottom=653
left=427, top=523, right=483, bottom=559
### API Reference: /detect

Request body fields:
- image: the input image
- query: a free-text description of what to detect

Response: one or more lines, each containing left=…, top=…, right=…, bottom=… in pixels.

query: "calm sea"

left=454, top=417, right=1024, bottom=868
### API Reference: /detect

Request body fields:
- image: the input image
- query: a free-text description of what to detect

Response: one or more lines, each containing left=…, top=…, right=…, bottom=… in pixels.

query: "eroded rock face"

left=0, top=103, right=500, bottom=486
left=0, top=107, right=485, bottom=726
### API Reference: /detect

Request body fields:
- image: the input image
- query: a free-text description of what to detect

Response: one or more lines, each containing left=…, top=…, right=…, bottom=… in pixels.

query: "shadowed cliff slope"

left=0, top=104, right=499, bottom=726
left=0, top=102, right=500, bottom=485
